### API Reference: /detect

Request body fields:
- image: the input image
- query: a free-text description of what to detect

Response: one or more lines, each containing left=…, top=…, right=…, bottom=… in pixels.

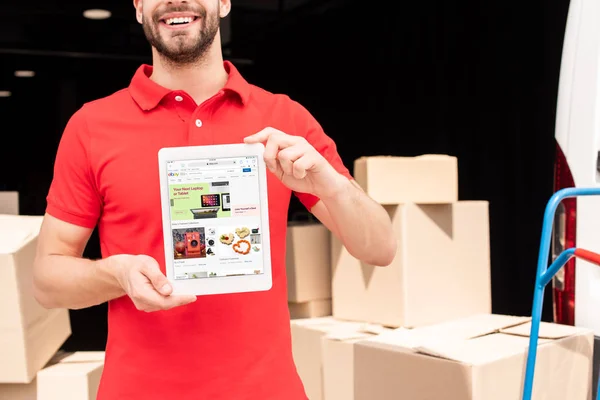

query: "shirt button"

left=175, top=95, right=183, bottom=102
left=195, top=119, right=203, bottom=127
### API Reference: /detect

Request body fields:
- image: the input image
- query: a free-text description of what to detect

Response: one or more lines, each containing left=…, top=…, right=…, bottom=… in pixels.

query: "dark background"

left=0, top=0, right=570, bottom=350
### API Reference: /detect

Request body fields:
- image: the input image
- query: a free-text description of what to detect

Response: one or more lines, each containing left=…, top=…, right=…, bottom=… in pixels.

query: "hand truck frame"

left=523, top=187, right=600, bottom=400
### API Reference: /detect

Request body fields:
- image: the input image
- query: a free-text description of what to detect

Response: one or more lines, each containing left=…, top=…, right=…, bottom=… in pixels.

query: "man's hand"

left=244, top=127, right=346, bottom=199
left=109, top=254, right=197, bottom=312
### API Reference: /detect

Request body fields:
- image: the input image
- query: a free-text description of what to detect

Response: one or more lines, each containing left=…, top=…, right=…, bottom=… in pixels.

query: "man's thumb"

left=142, top=260, right=172, bottom=295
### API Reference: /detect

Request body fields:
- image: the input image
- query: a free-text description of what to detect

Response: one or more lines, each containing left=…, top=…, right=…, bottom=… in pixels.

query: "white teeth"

left=166, top=16, right=194, bottom=25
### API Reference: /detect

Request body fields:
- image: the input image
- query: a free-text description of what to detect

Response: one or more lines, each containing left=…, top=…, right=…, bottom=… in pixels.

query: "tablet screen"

left=166, top=156, right=264, bottom=280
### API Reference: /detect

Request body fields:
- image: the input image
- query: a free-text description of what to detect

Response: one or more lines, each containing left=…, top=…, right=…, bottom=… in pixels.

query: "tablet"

left=157, top=143, right=272, bottom=296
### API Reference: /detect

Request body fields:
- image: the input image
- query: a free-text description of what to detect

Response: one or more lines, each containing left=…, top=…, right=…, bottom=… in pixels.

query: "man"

left=33, top=0, right=396, bottom=398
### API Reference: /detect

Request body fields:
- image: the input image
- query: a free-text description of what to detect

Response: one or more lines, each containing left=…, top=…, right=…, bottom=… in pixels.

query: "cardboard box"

left=354, top=314, right=594, bottom=399
left=0, top=351, right=76, bottom=400
left=291, top=317, right=368, bottom=400
left=353, top=155, right=458, bottom=204
left=0, top=380, right=36, bottom=400
left=322, top=325, right=391, bottom=400
left=332, top=201, right=491, bottom=328
left=0, top=215, right=72, bottom=383
left=0, top=191, right=19, bottom=215
left=289, top=299, right=332, bottom=319
left=37, top=351, right=105, bottom=400
left=286, top=222, right=331, bottom=303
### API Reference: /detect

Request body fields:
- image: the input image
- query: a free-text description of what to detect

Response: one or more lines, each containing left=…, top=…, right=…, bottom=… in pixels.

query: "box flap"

left=362, top=314, right=531, bottom=353
left=325, top=323, right=393, bottom=341
left=388, top=317, right=585, bottom=366
left=366, top=328, right=426, bottom=351
left=405, top=314, right=531, bottom=341
left=414, top=332, right=553, bottom=365
left=39, top=352, right=105, bottom=377
left=500, top=321, right=593, bottom=339
left=0, top=215, right=43, bottom=255
left=291, top=316, right=337, bottom=327
left=326, top=331, right=375, bottom=341
left=59, top=351, right=105, bottom=364
left=360, top=323, right=393, bottom=335
left=291, top=317, right=365, bottom=334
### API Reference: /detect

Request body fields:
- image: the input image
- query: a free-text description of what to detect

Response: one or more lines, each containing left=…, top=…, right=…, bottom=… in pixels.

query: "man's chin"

left=157, top=48, right=202, bottom=64
left=155, top=37, right=191, bottom=51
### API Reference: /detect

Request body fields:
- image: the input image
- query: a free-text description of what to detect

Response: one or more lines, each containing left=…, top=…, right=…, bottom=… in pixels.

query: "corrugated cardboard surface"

left=353, top=155, right=458, bottom=204
left=37, top=351, right=105, bottom=400
left=0, top=351, right=70, bottom=399
left=354, top=314, right=594, bottom=400
left=0, top=379, right=36, bottom=400
left=322, top=325, right=392, bottom=400
left=286, top=222, right=332, bottom=303
left=291, top=318, right=369, bottom=400
left=332, top=202, right=491, bottom=328
left=0, top=215, right=72, bottom=383
left=289, top=299, right=332, bottom=319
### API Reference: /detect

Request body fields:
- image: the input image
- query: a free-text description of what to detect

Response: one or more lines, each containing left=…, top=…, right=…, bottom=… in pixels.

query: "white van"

left=553, top=0, right=600, bottom=394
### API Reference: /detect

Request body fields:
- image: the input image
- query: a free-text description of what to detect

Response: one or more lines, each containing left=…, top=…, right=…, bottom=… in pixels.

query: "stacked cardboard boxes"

left=0, top=351, right=105, bottom=400
left=290, top=317, right=393, bottom=400
left=286, top=221, right=333, bottom=319
left=36, top=351, right=105, bottom=400
left=333, top=155, right=491, bottom=328
left=0, top=215, right=71, bottom=384
left=287, top=155, right=594, bottom=399
left=0, top=214, right=105, bottom=399
left=354, top=313, right=592, bottom=399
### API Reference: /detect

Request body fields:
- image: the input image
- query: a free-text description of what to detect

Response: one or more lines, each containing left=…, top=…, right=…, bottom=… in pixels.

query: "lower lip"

left=160, top=18, right=200, bottom=30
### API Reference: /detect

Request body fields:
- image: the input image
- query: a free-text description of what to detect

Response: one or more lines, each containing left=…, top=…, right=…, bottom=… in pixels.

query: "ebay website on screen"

left=165, top=156, right=264, bottom=280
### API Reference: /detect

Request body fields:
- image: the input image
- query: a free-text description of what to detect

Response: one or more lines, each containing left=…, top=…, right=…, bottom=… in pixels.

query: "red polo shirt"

left=46, top=61, right=352, bottom=399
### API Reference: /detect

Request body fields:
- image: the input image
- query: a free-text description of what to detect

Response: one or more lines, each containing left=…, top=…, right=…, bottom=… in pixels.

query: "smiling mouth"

left=161, top=16, right=199, bottom=26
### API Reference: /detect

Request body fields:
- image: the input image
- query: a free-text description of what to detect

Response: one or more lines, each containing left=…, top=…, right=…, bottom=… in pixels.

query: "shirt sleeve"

left=290, top=101, right=354, bottom=211
left=45, top=106, right=102, bottom=228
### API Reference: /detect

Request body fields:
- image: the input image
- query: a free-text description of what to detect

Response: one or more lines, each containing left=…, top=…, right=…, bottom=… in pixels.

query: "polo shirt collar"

left=129, top=60, right=250, bottom=111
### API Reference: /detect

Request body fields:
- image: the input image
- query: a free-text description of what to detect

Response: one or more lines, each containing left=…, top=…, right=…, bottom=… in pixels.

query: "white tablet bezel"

left=157, top=143, right=272, bottom=296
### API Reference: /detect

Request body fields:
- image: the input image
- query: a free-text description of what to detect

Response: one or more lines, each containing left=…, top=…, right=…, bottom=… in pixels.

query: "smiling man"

left=32, top=0, right=396, bottom=399
left=142, top=0, right=219, bottom=64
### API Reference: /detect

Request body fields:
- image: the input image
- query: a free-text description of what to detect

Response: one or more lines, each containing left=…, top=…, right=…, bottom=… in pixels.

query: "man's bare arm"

left=32, top=214, right=126, bottom=309
left=33, top=214, right=196, bottom=311
left=310, top=179, right=396, bottom=267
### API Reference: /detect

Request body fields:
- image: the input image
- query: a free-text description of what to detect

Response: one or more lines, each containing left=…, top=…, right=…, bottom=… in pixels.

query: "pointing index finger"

left=244, top=127, right=275, bottom=144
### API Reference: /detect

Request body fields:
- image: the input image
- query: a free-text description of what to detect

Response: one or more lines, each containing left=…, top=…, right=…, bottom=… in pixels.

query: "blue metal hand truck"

left=523, top=187, right=600, bottom=400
